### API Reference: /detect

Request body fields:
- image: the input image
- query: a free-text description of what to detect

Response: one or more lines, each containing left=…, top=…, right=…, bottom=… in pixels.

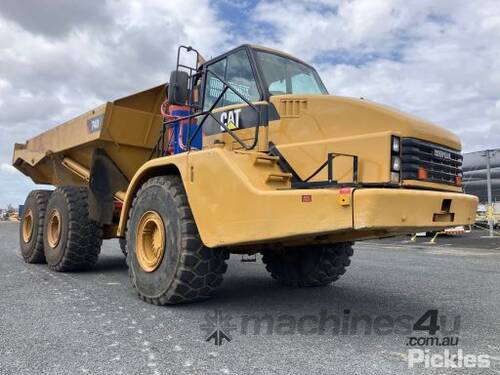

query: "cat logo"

left=87, top=115, right=103, bottom=133
left=220, top=109, right=242, bottom=131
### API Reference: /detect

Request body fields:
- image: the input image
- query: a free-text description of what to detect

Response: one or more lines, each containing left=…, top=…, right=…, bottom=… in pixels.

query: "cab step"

left=234, top=150, right=279, bottom=166
left=266, top=172, right=293, bottom=183
left=253, top=154, right=279, bottom=165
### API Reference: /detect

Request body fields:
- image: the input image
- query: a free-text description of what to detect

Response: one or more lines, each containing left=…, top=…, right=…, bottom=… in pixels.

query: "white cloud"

left=0, top=162, right=17, bottom=174
left=251, top=0, right=500, bottom=152
left=1, top=0, right=500, bottom=207
left=0, top=0, right=228, bottom=135
left=0, top=0, right=229, bottom=206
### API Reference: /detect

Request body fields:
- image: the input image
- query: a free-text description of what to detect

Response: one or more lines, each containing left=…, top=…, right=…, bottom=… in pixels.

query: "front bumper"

left=353, top=188, right=478, bottom=232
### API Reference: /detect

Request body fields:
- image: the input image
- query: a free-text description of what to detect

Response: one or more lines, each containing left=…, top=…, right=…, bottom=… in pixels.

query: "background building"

left=463, top=149, right=500, bottom=203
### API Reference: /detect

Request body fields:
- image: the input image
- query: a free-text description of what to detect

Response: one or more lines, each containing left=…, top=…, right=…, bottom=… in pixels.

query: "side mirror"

left=168, top=70, right=189, bottom=105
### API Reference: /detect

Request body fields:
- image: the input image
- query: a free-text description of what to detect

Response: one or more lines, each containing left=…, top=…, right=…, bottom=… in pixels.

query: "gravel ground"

left=1, top=221, right=499, bottom=374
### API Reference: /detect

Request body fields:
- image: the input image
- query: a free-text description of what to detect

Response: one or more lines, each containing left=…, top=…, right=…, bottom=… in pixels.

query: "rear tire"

left=126, top=175, right=229, bottom=305
left=19, top=190, right=52, bottom=263
left=262, top=242, right=353, bottom=287
left=43, top=187, right=103, bottom=271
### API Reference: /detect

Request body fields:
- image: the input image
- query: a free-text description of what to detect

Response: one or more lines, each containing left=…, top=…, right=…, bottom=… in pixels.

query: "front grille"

left=401, top=138, right=462, bottom=185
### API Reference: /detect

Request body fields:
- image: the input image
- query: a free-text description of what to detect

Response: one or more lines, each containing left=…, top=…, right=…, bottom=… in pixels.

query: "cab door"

left=200, top=48, right=271, bottom=151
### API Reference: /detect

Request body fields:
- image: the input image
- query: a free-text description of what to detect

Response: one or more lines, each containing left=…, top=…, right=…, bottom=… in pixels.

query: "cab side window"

left=224, top=50, right=260, bottom=105
left=203, top=49, right=259, bottom=111
left=203, top=58, right=227, bottom=111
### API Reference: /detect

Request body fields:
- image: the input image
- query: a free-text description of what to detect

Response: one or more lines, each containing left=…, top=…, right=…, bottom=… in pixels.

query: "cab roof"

left=200, top=44, right=313, bottom=70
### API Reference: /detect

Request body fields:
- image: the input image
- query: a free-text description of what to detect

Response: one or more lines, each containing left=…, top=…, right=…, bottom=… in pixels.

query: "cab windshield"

left=255, top=50, right=328, bottom=96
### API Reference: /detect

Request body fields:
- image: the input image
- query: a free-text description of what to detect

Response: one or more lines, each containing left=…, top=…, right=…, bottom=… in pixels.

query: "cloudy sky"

left=1, top=0, right=499, bottom=207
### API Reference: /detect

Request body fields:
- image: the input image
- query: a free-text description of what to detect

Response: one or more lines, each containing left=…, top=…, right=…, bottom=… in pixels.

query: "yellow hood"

left=269, top=95, right=461, bottom=150
left=267, top=95, right=461, bottom=186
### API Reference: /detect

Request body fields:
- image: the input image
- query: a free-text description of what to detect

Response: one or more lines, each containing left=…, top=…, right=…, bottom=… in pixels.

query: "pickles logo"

left=220, top=109, right=242, bottom=130
left=408, top=349, right=491, bottom=369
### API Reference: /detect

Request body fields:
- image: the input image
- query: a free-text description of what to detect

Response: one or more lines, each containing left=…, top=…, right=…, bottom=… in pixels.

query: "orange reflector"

left=455, top=175, right=462, bottom=186
left=339, top=187, right=352, bottom=195
left=418, top=167, right=427, bottom=180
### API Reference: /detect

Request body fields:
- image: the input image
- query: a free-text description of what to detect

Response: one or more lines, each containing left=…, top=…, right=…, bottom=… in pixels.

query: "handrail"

left=304, top=152, right=359, bottom=184
left=186, top=69, right=261, bottom=151
left=268, top=142, right=359, bottom=189
left=151, top=68, right=262, bottom=159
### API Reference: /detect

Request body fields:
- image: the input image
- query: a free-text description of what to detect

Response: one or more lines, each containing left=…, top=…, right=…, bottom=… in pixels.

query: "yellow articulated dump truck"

left=13, top=45, right=478, bottom=305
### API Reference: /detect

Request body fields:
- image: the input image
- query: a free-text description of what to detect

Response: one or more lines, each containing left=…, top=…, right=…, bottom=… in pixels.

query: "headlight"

left=392, top=156, right=401, bottom=172
left=392, top=136, right=400, bottom=153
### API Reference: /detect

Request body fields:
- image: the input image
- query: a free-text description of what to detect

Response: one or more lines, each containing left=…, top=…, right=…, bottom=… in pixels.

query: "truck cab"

left=167, top=45, right=464, bottom=188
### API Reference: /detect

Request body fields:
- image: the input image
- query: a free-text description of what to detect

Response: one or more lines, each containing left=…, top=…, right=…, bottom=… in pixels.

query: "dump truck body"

left=13, top=44, right=478, bottom=305
left=13, top=84, right=166, bottom=187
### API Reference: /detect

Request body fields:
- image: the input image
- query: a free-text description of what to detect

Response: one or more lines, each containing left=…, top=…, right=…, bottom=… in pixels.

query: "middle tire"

left=262, top=242, right=354, bottom=287
left=126, top=175, right=229, bottom=305
left=43, top=186, right=103, bottom=271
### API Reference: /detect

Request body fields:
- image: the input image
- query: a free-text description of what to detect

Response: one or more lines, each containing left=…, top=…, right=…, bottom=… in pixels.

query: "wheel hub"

left=22, top=209, right=34, bottom=243
left=136, top=211, right=166, bottom=272
left=47, top=209, right=62, bottom=248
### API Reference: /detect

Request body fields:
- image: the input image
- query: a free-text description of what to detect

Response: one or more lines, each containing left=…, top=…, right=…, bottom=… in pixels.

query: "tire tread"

left=262, top=242, right=353, bottom=287
left=20, top=190, right=52, bottom=263
left=45, top=187, right=103, bottom=272
left=127, top=175, right=228, bottom=305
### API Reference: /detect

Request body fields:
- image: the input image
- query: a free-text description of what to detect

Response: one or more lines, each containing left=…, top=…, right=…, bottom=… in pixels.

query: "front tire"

left=43, top=187, right=103, bottom=271
left=126, top=175, right=228, bottom=305
left=19, top=190, right=52, bottom=263
left=262, top=242, right=353, bottom=287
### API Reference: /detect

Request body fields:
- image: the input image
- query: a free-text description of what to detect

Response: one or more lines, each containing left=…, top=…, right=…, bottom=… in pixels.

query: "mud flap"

left=88, top=149, right=129, bottom=224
